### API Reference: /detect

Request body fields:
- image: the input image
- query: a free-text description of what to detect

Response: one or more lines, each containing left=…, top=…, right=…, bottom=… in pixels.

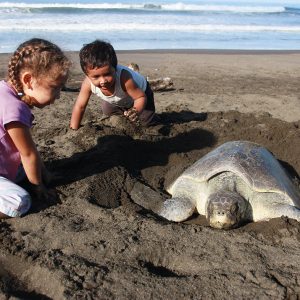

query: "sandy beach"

left=0, top=50, right=300, bottom=299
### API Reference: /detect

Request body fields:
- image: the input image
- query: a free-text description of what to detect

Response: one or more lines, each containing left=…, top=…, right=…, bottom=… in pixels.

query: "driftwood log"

left=147, top=77, right=174, bottom=92
left=128, top=62, right=174, bottom=92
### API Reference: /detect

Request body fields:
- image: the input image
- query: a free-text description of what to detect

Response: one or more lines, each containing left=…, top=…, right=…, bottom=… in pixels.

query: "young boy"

left=70, top=40, right=156, bottom=129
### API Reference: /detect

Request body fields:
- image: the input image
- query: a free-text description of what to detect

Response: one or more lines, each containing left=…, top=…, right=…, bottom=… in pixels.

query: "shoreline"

left=1, top=48, right=300, bottom=56
left=1, top=49, right=300, bottom=123
left=118, top=49, right=300, bottom=55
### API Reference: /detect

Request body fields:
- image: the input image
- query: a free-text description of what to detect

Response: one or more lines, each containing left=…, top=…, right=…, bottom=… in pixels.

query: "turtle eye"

left=230, top=203, right=239, bottom=214
left=216, top=210, right=225, bottom=216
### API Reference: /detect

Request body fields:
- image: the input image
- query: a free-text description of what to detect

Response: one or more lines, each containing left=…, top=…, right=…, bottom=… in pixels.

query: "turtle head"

left=206, top=190, right=247, bottom=229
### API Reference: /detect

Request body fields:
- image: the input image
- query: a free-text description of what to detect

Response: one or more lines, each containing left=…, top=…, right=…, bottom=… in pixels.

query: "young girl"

left=0, top=38, right=70, bottom=219
left=70, top=40, right=156, bottom=129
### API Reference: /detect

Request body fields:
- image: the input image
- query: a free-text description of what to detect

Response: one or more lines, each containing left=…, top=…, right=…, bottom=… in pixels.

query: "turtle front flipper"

left=252, top=201, right=300, bottom=222
left=130, top=182, right=195, bottom=222
left=130, top=181, right=167, bottom=213
left=158, top=197, right=196, bottom=222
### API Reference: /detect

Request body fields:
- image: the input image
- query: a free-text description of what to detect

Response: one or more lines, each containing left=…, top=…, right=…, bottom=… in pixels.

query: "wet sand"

left=0, top=50, right=300, bottom=299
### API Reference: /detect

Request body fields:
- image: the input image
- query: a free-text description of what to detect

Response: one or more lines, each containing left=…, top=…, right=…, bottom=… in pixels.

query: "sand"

left=0, top=50, right=300, bottom=299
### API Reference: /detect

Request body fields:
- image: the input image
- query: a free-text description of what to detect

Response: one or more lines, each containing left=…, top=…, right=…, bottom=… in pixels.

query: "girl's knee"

left=17, top=193, right=32, bottom=217
left=0, top=180, right=31, bottom=217
left=0, top=194, right=31, bottom=217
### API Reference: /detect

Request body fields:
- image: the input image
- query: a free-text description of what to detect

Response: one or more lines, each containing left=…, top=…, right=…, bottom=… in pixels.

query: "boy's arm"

left=70, top=77, right=92, bottom=130
left=121, top=70, right=146, bottom=114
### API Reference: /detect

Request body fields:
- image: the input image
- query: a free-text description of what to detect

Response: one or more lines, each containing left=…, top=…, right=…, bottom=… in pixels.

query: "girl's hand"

left=32, top=184, right=57, bottom=202
left=42, top=168, right=62, bottom=186
left=42, top=168, right=54, bottom=186
left=124, top=107, right=140, bottom=124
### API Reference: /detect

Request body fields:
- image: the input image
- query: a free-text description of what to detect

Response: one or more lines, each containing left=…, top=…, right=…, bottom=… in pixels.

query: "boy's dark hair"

left=79, top=40, right=118, bottom=73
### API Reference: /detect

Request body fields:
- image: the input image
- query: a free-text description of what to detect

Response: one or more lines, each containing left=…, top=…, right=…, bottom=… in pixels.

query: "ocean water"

left=1, top=0, right=300, bottom=53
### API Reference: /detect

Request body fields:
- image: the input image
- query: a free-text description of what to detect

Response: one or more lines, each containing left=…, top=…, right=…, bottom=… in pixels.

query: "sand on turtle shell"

left=0, top=50, right=300, bottom=299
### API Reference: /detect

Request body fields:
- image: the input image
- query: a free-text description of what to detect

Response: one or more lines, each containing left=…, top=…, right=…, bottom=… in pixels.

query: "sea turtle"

left=130, top=141, right=300, bottom=229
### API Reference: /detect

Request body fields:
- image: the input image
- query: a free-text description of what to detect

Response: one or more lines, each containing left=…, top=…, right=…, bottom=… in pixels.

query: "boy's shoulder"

left=118, top=64, right=147, bottom=90
left=117, top=64, right=131, bottom=72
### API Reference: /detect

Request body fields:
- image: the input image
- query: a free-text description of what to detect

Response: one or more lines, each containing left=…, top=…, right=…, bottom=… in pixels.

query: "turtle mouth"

left=210, top=220, right=237, bottom=230
left=209, top=215, right=239, bottom=230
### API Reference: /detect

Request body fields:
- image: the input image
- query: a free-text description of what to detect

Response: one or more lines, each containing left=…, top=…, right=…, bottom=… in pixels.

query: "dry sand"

left=0, top=50, right=300, bottom=299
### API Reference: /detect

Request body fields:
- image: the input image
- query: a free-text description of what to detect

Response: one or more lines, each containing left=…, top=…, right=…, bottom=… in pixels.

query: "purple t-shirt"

left=0, top=81, right=33, bottom=182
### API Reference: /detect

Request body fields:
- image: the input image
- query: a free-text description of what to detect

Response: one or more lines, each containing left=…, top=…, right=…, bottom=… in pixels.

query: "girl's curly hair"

left=7, top=38, right=70, bottom=103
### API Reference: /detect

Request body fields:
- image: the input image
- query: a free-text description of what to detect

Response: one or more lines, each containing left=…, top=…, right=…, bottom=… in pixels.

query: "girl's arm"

left=6, top=122, right=43, bottom=186
left=121, top=70, right=147, bottom=114
left=7, top=122, right=56, bottom=201
left=70, top=77, right=92, bottom=130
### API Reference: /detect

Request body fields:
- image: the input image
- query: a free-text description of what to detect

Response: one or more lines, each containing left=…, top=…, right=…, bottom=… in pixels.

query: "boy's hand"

left=124, top=107, right=140, bottom=124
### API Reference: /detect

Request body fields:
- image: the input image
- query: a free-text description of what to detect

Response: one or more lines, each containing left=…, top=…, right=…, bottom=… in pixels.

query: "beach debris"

left=128, top=62, right=174, bottom=91
left=128, top=62, right=140, bottom=72
left=147, top=77, right=174, bottom=91
left=130, top=140, right=300, bottom=229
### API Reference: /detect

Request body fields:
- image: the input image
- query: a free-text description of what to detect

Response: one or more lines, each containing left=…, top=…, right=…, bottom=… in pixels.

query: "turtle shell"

left=173, top=141, right=300, bottom=205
